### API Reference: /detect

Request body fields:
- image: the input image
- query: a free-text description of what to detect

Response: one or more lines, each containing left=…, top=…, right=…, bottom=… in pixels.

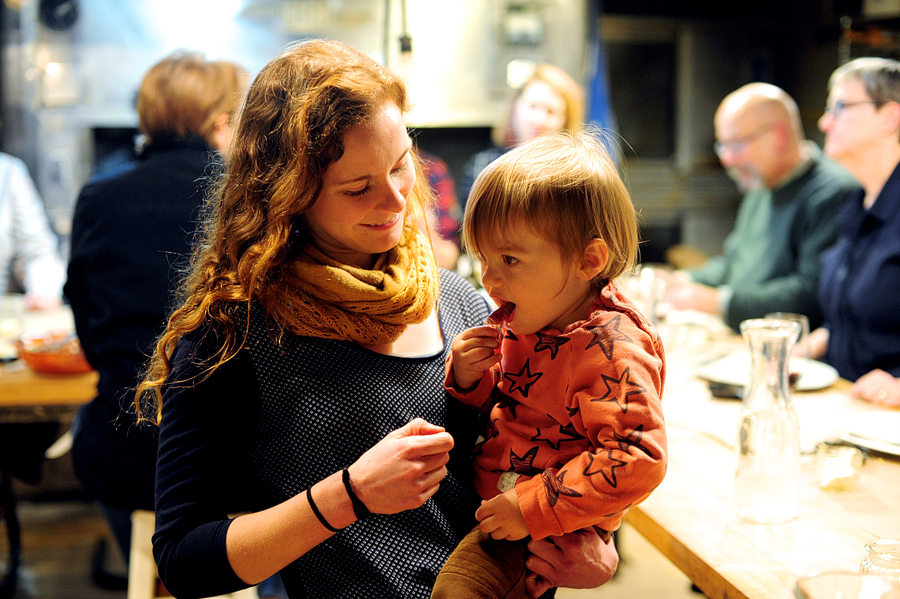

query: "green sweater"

left=690, top=147, right=859, bottom=331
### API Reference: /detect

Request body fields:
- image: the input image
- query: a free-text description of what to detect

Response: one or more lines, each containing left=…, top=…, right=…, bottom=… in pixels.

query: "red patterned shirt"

left=445, top=282, right=667, bottom=539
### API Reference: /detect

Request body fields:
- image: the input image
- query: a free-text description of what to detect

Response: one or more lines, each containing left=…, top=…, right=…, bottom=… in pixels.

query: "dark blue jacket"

left=819, top=161, right=900, bottom=382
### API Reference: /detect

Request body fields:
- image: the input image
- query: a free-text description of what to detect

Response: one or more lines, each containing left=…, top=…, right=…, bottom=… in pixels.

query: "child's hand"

left=450, top=325, right=502, bottom=391
left=475, top=489, right=528, bottom=541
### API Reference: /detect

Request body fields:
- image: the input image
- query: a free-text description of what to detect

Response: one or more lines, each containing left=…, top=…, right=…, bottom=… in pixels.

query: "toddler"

left=432, top=130, right=667, bottom=598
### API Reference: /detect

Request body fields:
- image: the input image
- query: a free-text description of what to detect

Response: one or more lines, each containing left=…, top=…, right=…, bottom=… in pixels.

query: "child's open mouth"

left=487, top=301, right=516, bottom=326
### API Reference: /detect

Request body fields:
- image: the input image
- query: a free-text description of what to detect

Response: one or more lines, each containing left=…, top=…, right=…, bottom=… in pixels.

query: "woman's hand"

left=347, top=418, right=454, bottom=515
left=798, top=327, right=829, bottom=360
left=475, top=489, right=528, bottom=541
left=524, top=527, right=619, bottom=597
left=450, top=325, right=501, bottom=391
left=851, top=369, right=900, bottom=407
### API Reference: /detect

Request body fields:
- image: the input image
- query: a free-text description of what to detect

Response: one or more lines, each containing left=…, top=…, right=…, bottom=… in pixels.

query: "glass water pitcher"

left=734, top=318, right=802, bottom=524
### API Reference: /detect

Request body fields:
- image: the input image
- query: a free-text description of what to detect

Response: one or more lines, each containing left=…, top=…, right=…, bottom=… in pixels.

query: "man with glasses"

left=665, top=82, right=859, bottom=331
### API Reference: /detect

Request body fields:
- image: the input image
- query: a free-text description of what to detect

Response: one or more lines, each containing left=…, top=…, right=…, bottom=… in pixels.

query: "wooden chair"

left=128, top=509, right=257, bottom=599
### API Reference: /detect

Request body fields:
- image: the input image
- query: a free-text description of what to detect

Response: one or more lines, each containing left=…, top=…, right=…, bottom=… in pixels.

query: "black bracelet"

left=342, top=468, right=372, bottom=520
left=306, top=486, right=341, bottom=533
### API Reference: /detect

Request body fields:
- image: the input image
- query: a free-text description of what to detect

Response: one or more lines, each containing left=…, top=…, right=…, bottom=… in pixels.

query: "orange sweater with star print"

left=444, top=282, right=667, bottom=540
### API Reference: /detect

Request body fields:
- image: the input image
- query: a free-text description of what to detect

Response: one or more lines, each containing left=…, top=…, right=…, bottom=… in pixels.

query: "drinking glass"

left=817, top=444, right=864, bottom=492
left=861, top=539, right=900, bottom=583
left=622, top=263, right=670, bottom=325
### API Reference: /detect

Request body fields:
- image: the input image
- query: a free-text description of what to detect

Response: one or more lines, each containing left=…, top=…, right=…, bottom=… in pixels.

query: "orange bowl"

left=14, top=331, right=93, bottom=374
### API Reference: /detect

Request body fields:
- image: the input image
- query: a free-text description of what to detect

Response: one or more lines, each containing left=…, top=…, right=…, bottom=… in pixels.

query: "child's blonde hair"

left=463, top=129, right=637, bottom=286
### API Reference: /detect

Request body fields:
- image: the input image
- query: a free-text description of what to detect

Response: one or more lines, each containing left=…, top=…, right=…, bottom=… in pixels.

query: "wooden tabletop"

left=0, top=299, right=97, bottom=422
left=624, top=318, right=900, bottom=599
left=0, top=360, right=98, bottom=407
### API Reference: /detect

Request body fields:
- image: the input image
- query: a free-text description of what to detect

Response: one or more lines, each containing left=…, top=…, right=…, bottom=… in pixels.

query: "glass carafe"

left=735, top=318, right=802, bottom=524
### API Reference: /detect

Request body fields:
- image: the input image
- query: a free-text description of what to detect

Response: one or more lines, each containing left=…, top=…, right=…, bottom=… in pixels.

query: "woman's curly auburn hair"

left=134, top=39, right=431, bottom=424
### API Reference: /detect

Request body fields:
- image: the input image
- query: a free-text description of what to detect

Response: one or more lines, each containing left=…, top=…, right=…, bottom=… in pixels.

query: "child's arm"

left=515, top=326, right=667, bottom=541
left=448, top=325, right=502, bottom=392
left=475, top=488, right=528, bottom=540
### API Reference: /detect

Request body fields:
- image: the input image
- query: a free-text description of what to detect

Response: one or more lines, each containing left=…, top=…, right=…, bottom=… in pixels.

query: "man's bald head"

left=714, top=82, right=808, bottom=190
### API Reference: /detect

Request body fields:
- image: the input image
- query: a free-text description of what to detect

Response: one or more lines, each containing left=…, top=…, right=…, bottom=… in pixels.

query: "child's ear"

left=577, top=238, right=609, bottom=280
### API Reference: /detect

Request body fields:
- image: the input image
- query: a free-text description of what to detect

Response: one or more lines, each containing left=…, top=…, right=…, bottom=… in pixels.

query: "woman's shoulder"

left=438, top=268, right=490, bottom=328
left=438, top=268, right=484, bottom=301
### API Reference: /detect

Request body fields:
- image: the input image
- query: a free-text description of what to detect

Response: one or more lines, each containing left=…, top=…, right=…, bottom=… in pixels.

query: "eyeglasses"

left=822, top=99, right=879, bottom=119
left=714, top=123, right=777, bottom=157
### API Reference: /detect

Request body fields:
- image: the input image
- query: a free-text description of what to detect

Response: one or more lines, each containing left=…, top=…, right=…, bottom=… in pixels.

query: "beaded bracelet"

left=306, top=485, right=341, bottom=533
left=342, top=468, right=372, bottom=520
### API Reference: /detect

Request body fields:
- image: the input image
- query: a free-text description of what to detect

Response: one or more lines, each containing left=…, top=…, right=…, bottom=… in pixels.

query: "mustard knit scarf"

left=279, top=227, right=439, bottom=345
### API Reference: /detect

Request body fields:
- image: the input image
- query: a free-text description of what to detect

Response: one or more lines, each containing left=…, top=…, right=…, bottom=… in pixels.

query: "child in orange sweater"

left=432, top=130, right=667, bottom=599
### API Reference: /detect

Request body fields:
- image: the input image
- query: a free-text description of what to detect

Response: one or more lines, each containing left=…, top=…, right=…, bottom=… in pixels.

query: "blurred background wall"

left=1, top=0, right=898, bottom=263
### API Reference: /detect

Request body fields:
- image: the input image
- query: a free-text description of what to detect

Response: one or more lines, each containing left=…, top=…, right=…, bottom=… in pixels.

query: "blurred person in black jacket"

left=64, top=49, right=249, bottom=581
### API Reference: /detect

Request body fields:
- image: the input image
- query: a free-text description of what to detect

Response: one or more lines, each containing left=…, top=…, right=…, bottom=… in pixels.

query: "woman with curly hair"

left=136, top=39, right=617, bottom=599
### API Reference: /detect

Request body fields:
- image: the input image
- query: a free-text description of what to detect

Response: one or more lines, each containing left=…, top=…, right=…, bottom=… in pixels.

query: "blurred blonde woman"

left=459, top=63, right=585, bottom=204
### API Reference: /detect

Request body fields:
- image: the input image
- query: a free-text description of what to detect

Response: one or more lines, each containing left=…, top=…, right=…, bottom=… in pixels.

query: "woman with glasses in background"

left=804, top=56, right=900, bottom=407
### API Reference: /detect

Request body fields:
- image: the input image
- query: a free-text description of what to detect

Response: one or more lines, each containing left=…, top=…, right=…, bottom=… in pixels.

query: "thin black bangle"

left=342, top=468, right=372, bottom=520
left=306, top=486, right=341, bottom=533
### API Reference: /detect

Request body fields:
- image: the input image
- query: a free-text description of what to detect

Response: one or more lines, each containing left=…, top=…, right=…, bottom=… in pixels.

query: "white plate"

left=837, top=432, right=900, bottom=458
left=695, top=352, right=840, bottom=391
left=837, top=412, right=900, bottom=457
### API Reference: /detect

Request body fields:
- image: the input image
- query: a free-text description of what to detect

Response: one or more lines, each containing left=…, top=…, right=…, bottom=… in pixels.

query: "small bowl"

left=14, top=330, right=93, bottom=374
left=794, top=572, right=900, bottom=599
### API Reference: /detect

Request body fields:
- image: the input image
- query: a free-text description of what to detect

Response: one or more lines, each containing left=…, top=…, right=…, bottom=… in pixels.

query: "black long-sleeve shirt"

left=153, top=271, right=489, bottom=599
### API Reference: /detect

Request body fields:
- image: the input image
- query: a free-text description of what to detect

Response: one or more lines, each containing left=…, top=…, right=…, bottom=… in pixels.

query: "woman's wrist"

left=342, top=467, right=372, bottom=520
left=309, top=470, right=357, bottom=530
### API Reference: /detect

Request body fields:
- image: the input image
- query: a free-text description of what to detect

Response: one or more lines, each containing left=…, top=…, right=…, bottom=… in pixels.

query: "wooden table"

left=0, top=298, right=96, bottom=421
left=0, top=300, right=97, bottom=599
left=623, top=320, right=900, bottom=599
left=0, top=361, right=98, bottom=422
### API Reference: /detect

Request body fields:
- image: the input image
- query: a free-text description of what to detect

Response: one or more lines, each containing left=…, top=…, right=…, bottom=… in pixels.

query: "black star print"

left=613, top=425, right=655, bottom=458
left=583, top=450, right=628, bottom=488
left=534, top=331, right=570, bottom=359
left=500, top=325, right=518, bottom=342
left=491, top=388, right=522, bottom=419
left=542, top=469, right=582, bottom=507
left=590, top=366, right=646, bottom=414
left=585, top=314, right=633, bottom=360
left=531, top=423, right=584, bottom=450
left=504, top=359, right=543, bottom=398
left=560, top=421, right=585, bottom=440
left=509, top=446, right=540, bottom=474
left=566, top=404, right=580, bottom=419
left=486, top=418, right=501, bottom=442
